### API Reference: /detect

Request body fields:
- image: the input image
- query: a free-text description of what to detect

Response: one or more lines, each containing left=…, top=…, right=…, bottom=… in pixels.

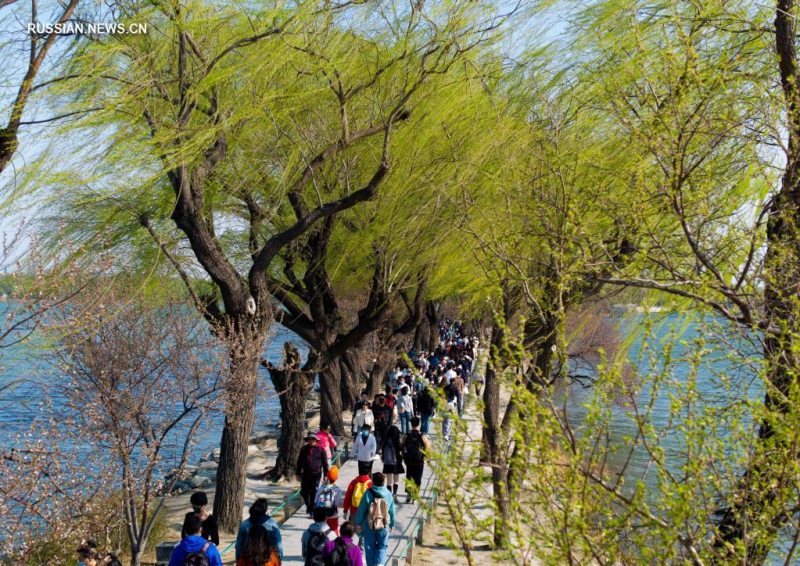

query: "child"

left=315, top=465, right=345, bottom=534
left=301, top=507, right=334, bottom=565
left=343, top=473, right=372, bottom=522
left=316, top=422, right=338, bottom=462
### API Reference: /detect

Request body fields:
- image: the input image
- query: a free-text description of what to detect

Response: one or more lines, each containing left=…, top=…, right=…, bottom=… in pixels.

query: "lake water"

left=0, top=316, right=305, bottom=470
left=558, top=313, right=796, bottom=563
left=0, top=308, right=791, bottom=561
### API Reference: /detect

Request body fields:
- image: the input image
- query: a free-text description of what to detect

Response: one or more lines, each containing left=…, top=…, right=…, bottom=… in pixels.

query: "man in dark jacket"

left=297, top=433, right=330, bottom=516
left=372, top=394, right=393, bottom=447
left=416, top=386, right=436, bottom=434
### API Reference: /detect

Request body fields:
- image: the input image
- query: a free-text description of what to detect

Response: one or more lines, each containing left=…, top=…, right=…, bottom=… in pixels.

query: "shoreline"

left=151, top=393, right=337, bottom=565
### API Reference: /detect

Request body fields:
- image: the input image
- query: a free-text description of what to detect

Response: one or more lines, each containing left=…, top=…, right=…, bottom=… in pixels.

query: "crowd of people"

left=87, top=318, right=479, bottom=566
left=292, top=318, right=480, bottom=566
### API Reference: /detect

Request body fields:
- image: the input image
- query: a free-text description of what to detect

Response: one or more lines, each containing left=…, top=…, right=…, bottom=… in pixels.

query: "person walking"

left=351, top=392, right=370, bottom=433
left=416, top=385, right=436, bottom=434
left=181, top=491, right=219, bottom=545
left=372, top=394, right=394, bottom=447
left=453, top=372, right=466, bottom=417
left=235, top=498, right=283, bottom=561
left=237, top=524, right=281, bottom=566
left=297, top=433, right=330, bottom=516
left=380, top=425, right=405, bottom=503
left=301, top=507, right=334, bottom=566
left=350, top=424, right=377, bottom=476
left=343, top=473, right=372, bottom=523
left=322, top=521, right=364, bottom=566
left=354, top=473, right=396, bottom=566
left=396, top=386, right=414, bottom=433
left=314, top=465, right=345, bottom=535
left=169, top=513, right=222, bottom=566
left=316, top=422, right=338, bottom=462
left=442, top=378, right=458, bottom=440
left=351, top=401, right=375, bottom=436
left=402, top=416, right=431, bottom=503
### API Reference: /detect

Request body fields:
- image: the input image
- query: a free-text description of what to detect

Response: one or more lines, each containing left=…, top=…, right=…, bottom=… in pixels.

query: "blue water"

left=0, top=308, right=790, bottom=560
left=561, top=312, right=763, bottom=486
left=557, top=313, right=797, bottom=562
left=0, top=317, right=306, bottom=470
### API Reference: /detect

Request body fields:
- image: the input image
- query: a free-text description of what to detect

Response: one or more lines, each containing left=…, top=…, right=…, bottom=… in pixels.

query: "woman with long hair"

left=381, top=424, right=405, bottom=502
left=236, top=524, right=280, bottom=566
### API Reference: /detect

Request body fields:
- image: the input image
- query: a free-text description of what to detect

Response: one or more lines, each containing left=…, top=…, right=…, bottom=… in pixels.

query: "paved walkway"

left=280, top=428, right=442, bottom=565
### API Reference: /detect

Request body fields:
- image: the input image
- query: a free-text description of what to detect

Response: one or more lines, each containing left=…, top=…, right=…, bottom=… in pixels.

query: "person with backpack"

left=343, top=473, right=372, bottom=522
left=402, top=416, right=431, bottom=503
left=169, top=512, right=222, bottom=566
left=301, top=507, right=334, bottom=566
left=235, top=498, right=283, bottom=561
left=322, top=521, right=364, bottom=566
left=181, top=491, right=219, bottom=545
left=349, top=424, right=377, bottom=476
left=237, top=524, right=281, bottom=566
left=297, top=433, right=330, bottom=516
left=315, top=465, right=345, bottom=534
left=380, top=424, right=405, bottom=503
left=416, top=385, right=436, bottom=434
left=354, top=473, right=396, bottom=566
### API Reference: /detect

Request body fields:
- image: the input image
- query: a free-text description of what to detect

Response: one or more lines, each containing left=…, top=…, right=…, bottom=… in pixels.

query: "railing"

left=158, top=438, right=350, bottom=563
left=218, top=439, right=350, bottom=556
left=386, top=429, right=453, bottom=566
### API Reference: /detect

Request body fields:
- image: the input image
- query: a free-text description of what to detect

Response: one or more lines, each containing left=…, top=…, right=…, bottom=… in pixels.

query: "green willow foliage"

left=428, top=1, right=800, bottom=565
left=8, top=0, right=800, bottom=563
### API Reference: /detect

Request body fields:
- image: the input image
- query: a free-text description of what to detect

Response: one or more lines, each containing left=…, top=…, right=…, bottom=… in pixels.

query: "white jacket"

left=350, top=433, right=377, bottom=462
left=352, top=409, right=375, bottom=434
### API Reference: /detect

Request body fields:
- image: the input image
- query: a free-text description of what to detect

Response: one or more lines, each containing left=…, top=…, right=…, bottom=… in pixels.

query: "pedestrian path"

left=279, top=430, right=440, bottom=565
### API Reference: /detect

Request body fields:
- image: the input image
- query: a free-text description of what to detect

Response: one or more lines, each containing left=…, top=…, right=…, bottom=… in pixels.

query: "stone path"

left=280, top=429, right=441, bottom=565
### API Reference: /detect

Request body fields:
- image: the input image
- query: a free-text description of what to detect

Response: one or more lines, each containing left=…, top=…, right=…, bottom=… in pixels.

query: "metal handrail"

left=386, top=427, right=454, bottom=565
left=218, top=439, right=350, bottom=556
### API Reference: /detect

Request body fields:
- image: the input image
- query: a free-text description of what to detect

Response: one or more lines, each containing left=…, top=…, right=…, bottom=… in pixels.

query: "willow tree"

left=0, top=0, right=82, bottom=174
left=570, top=1, right=800, bottom=561
left=28, top=0, right=509, bottom=529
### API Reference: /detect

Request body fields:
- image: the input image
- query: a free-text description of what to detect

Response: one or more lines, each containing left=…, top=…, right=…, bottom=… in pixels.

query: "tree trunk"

left=481, top=320, right=514, bottom=548
left=413, top=317, right=427, bottom=351
left=713, top=4, right=800, bottom=560
left=481, top=322, right=504, bottom=464
left=367, top=348, right=394, bottom=399
left=265, top=344, right=315, bottom=481
left=213, top=337, right=261, bottom=532
left=320, top=364, right=346, bottom=435
left=425, top=301, right=439, bottom=351
left=339, top=350, right=363, bottom=410
left=490, top=459, right=511, bottom=549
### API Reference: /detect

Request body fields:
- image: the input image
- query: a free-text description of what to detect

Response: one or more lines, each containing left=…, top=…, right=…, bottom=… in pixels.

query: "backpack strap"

left=200, top=541, right=211, bottom=554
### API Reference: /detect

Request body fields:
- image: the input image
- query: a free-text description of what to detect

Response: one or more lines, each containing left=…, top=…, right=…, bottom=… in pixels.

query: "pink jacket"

left=316, top=430, right=337, bottom=460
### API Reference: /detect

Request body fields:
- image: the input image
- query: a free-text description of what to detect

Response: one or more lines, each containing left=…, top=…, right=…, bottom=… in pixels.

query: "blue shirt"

left=168, top=535, right=222, bottom=566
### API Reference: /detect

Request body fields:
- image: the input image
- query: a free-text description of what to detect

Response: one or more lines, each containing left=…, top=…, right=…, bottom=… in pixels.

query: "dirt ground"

left=412, top=502, right=512, bottom=566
